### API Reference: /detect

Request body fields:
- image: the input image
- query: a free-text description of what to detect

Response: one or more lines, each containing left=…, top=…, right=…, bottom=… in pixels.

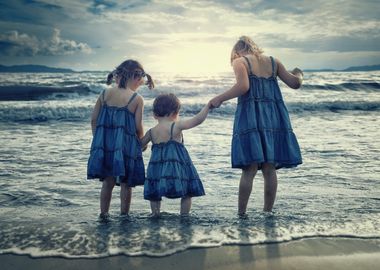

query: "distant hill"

left=0, top=65, right=75, bottom=73
left=305, top=64, right=380, bottom=72
left=342, top=64, right=380, bottom=71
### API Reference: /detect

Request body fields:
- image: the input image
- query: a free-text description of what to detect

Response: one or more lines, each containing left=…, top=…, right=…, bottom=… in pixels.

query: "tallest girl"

left=210, top=36, right=303, bottom=215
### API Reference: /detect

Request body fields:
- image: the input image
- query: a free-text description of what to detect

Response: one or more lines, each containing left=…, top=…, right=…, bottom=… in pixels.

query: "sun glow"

left=149, top=41, right=232, bottom=75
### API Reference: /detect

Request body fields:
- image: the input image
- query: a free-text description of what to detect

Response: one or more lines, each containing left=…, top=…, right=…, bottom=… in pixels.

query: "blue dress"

left=87, top=91, right=145, bottom=186
left=144, top=123, right=205, bottom=201
left=231, top=56, right=302, bottom=169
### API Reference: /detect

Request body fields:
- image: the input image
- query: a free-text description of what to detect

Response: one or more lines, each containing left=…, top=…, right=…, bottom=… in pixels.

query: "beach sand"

left=1, top=238, right=379, bottom=270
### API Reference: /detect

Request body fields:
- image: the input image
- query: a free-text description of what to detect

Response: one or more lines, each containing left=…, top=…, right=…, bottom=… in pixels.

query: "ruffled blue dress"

left=144, top=123, right=205, bottom=201
left=87, top=91, right=145, bottom=186
left=231, top=56, right=302, bottom=169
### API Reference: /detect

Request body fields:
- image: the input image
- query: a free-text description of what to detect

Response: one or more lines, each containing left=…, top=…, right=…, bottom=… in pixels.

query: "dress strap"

left=242, top=56, right=253, bottom=75
left=170, top=122, right=184, bottom=143
left=270, top=56, right=276, bottom=77
left=126, top=92, right=138, bottom=108
left=170, top=122, right=175, bottom=140
left=100, top=89, right=106, bottom=105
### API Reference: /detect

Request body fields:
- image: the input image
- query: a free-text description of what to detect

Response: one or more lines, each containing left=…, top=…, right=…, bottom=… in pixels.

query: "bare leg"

left=238, top=164, right=258, bottom=215
left=100, top=177, right=115, bottom=215
left=120, top=183, right=132, bottom=215
left=262, top=163, right=278, bottom=212
left=150, top=200, right=161, bottom=217
left=180, top=197, right=192, bottom=215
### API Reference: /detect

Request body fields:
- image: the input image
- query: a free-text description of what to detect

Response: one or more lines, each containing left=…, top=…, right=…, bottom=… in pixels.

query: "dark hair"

left=153, top=93, right=181, bottom=117
left=106, top=59, right=154, bottom=89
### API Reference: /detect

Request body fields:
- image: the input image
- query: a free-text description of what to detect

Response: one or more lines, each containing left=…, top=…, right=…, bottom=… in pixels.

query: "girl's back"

left=149, top=121, right=183, bottom=144
left=103, top=87, right=139, bottom=112
left=88, top=87, right=144, bottom=187
left=243, top=54, right=274, bottom=79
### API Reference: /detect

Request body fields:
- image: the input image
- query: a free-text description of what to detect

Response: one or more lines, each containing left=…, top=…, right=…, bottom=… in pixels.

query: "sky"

left=0, top=0, right=379, bottom=74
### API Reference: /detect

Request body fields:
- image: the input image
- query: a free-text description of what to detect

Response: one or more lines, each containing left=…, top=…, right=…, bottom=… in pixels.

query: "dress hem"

left=144, top=193, right=206, bottom=201
left=231, top=160, right=303, bottom=170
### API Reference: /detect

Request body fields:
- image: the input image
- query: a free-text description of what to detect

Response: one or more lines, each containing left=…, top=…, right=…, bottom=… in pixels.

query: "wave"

left=174, top=78, right=228, bottom=85
left=0, top=85, right=96, bottom=101
left=209, top=101, right=380, bottom=115
left=1, top=235, right=378, bottom=259
left=0, top=105, right=92, bottom=122
left=301, top=82, right=380, bottom=91
left=0, top=100, right=379, bottom=122
left=287, top=101, right=380, bottom=113
left=1, top=80, right=378, bottom=103
left=0, top=213, right=379, bottom=258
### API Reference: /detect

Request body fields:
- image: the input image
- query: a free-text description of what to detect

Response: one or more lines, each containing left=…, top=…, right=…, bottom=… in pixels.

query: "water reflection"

left=264, top=214, right=281, bottom=269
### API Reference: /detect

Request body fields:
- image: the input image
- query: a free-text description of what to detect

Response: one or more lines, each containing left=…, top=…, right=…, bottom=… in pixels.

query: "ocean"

left=0, top=71, right=379, bottom=258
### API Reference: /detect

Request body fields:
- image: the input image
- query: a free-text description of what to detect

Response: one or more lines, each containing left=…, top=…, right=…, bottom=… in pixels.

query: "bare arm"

left=177, top=103, right=210, bottom=131
left=209, top=58, right=249, bottom=108
left=134, top=96, right=144, bottom=139
left=140, top=129, right=151, bottom=149
left=90, top=97, right=102, bottom=135
left=276, top=58, right=303, bottom=89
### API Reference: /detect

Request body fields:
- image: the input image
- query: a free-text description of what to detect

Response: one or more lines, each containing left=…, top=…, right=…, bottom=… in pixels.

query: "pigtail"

left=119, top=74, right=128, bottom=89
left=106, top=72, right=114, bottom=85
left=145, top=73, right=155, bottom=90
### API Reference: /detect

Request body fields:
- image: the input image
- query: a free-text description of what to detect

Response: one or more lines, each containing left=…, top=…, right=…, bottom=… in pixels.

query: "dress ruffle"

left=232, top=74, right=302, bottom=169
left=87, top=105, right=145, bottom=186
left=144, top=141, right=205, bottom=201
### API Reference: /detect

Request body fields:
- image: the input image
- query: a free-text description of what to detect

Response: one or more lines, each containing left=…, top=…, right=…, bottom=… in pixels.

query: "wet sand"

left=2, top=237, right=380, bottom=270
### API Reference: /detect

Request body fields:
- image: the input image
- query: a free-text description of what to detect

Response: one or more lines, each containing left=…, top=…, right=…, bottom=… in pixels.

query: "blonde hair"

left=230, top=36, right=264, bottom=64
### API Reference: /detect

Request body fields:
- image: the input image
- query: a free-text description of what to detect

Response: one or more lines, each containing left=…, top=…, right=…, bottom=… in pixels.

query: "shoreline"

left=2, top=237, right=380, bottom=270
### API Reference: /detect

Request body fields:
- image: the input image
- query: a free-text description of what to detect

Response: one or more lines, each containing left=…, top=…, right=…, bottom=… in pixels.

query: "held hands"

left=209, top=96, right=223, bottom=109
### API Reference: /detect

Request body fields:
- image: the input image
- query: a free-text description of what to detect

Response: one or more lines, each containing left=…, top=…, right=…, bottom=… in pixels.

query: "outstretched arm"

left=276, top=58, right=303, bottom=89
left=209, top=57, right=250, bottom=108
left=177, top=103, right=210, bottom=130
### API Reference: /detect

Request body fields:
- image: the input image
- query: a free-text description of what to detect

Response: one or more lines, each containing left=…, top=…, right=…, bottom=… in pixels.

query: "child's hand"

left=142, top=144, right=148, bottom=152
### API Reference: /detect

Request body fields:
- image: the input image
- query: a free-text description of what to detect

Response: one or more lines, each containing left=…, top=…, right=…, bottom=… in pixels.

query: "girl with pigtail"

left=87, top=59, right=154, bottom=219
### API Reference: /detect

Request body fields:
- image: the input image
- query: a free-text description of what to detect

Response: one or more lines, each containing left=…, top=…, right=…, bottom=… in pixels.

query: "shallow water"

left=0, top=71, right=379, bottom=257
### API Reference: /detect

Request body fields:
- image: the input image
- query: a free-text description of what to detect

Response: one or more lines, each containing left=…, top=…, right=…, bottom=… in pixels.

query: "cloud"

left=0, top=0, right=379, bottom=71
left=87, top=0, right=152, bottom=15
left=0, top=29, right=93, bottom=56
left=25, top=0, right=63, bottom=11
left=88, top=0, right=117, bottom=15
left=263, top=33, right=380, bottom=53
